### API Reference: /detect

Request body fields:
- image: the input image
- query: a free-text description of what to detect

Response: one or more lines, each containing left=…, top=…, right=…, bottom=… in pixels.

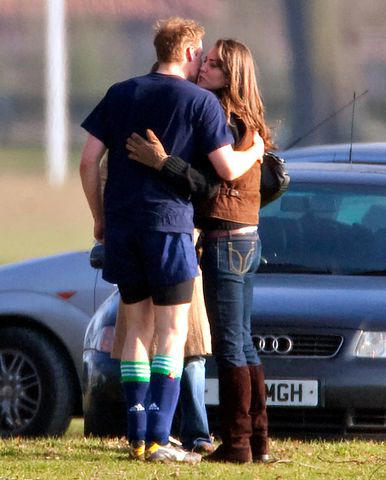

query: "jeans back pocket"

left=227, top=240, right=256, bottom=275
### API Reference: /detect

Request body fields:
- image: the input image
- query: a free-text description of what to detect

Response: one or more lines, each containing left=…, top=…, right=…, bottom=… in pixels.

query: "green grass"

left=0, top=148, right=93, bottom=264
left=0, top=418, right=384, bottom=480
left=0, top=146, right=82, bottom=174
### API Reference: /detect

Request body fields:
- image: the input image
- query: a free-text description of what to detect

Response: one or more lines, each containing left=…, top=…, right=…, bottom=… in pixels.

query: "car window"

left=259, top=183, right=386, bottom=275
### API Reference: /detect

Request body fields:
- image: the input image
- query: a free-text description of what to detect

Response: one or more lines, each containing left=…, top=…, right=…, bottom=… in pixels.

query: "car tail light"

left=96, top=326, right=115, bottom=353
left=56, top=290, right=76, bottom=300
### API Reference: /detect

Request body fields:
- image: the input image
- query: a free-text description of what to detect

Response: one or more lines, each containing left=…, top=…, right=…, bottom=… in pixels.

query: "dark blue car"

left=83, top=144, right=386, bottom=437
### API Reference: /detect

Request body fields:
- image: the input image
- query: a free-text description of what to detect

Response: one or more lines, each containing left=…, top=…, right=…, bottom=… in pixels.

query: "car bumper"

left=83, top=350, right=386, bottom=436
left=268, top=356, right=385, bottom=435
left=205, top=355, right=386, bottom=435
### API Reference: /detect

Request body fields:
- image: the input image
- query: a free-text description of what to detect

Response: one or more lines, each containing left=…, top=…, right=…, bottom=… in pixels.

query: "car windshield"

left=259, top=183, right=386, bottom=275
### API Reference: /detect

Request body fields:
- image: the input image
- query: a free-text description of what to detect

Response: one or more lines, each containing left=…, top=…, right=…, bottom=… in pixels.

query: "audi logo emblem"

left=253, top=335, right=294, bottom=354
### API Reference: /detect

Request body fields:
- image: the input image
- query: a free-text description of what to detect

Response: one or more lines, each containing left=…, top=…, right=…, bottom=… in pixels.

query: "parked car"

left=282, top=142, right=386, bottom=164
left=0, top=252, right=115, bottom=437
left=82, top=144, right=386, bottom=438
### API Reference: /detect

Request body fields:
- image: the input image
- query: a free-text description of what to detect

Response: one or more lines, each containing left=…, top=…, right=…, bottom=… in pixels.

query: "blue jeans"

left=178, top=356, right=212, bottom=450
left=200, top=232, right=262, bottom=368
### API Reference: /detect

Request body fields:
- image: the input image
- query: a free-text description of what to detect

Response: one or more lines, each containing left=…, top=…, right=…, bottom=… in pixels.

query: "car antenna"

left=284, top=89, right=368, bottom=150
left=348, top=91, right=356, bottom=165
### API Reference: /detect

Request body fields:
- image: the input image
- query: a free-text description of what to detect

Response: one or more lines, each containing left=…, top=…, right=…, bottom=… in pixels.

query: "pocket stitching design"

left=228, top=241, right=256, bottom=275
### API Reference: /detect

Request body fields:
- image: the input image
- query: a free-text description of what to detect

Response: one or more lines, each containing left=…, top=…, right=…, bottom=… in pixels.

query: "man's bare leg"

left=120, top=297, right=155, bottom=362
left=154, top=303, right=190, bottom=357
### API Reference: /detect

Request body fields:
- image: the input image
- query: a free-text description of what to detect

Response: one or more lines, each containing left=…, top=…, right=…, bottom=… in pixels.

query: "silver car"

left=0, top=251, right=114, bottom=437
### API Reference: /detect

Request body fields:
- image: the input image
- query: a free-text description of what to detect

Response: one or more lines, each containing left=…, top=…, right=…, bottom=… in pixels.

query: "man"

left=80, top=17, right=262, bottom=463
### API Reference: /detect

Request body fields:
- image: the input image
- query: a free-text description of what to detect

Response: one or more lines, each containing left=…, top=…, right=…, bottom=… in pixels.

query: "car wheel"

left=0, top=326, right=75, bottom=437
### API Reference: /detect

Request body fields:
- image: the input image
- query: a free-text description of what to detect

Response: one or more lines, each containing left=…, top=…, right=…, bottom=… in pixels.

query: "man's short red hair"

left=154, top=17, right=204, bottom=63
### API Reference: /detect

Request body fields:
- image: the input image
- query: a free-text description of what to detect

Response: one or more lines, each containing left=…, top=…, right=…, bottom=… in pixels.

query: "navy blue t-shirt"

left=81, top=73, right=234, bottom=233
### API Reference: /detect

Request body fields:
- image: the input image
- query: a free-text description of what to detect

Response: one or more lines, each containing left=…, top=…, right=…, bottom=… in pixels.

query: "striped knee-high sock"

left=146, top=354, right=184, bottom=445
left=120, top=361, right=150, bottom=442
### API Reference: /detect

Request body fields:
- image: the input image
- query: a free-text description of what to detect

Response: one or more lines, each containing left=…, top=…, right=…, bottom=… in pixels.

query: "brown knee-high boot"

left=249, top=364, right=269, bottom=461
left=206, top=366, right=252, bottom=463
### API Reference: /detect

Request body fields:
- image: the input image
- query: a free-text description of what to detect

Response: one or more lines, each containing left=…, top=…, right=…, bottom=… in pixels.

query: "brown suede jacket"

left=159, top=117, right=262, bottom=227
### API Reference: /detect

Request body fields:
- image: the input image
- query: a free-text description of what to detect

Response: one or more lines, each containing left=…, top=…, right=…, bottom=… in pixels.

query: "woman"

left=127, top=39, right=274, bottom=464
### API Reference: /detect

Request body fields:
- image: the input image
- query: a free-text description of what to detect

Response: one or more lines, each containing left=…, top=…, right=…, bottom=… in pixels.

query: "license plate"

left=205, top=378, right=318, bottom=407
left=205, top=379, right=220, bottom=405
left=265, top=379, right=318, bottom=406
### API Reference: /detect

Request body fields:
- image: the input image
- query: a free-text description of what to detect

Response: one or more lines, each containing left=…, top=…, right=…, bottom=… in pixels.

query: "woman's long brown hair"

left=215, top=39, right=275, bottom=151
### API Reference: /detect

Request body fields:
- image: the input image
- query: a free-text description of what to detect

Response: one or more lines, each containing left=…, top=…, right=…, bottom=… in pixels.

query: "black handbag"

left=260, top=152, right=290, bottom=207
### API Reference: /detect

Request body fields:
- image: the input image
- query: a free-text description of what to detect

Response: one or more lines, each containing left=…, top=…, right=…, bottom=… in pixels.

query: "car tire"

left=0, top=326, right=75, bottom=437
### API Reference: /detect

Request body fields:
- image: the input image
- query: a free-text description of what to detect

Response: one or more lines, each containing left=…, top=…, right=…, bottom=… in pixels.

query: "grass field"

left=0, top=418, right=384, bottom=480
left=1, top=148, right=93, bottom=264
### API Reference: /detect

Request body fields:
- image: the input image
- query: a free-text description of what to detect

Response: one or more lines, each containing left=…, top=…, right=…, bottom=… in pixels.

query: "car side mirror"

left=90, top=243, right=105, bottom=269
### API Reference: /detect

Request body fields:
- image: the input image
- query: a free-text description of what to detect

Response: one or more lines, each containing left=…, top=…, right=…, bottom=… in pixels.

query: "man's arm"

left=126, top=128, right=263, bottom=190
left=79, top=134, right=107, bottom=241
left=208, top=132, right=264, bottom=181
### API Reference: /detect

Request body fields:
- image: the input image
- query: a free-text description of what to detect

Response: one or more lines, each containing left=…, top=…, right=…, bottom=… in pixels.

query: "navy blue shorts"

left=103, top=228, right=198, bottom=298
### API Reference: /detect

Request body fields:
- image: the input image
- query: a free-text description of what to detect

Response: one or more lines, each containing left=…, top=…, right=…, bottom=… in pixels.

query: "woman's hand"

left=126, top=129, right=168, bottom=171
left=252, top=131, right=265, bottom=161
left=235, top=129, right=264, bottom=162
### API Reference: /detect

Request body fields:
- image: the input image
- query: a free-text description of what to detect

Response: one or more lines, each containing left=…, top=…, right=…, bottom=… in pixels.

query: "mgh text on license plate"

left=266, top=379, right=318, bottom=406
left=205, top=379, right=318, bottom=407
